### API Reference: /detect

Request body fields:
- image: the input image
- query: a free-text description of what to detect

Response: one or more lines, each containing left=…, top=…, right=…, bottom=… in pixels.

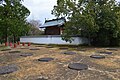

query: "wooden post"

left=22, top=43, right=25, bottom=46
left=28, top=42, right=31, bottom=46
left=14, top=43, right=17, bottom=48
left=5, top=42, right=8, bottom=46
left=17, top=41, right=20, bottom=45
left=9, top=42, right=12, bottom=47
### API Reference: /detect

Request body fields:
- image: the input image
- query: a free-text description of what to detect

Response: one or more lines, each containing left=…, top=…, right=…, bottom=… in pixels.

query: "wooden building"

left=40, top=17, right=65, bottom=35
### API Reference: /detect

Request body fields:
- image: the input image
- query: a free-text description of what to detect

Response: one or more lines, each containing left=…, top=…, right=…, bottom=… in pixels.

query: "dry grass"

left=0, top=44, right=76, bottom=79
left=13, top=61, right=57, bottom=79
left=91, top=58, right=120, bottom=68
left=0, top=44, right=120, bottom=80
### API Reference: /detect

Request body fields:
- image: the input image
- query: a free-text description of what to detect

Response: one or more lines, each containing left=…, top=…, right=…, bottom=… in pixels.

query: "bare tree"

left=29, top=20, right=41, bottom=28
left=28, top=20, right=43, bottom=35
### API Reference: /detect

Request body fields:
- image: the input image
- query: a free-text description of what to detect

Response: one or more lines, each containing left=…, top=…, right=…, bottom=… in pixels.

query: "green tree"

left=52, top=0, right=120, bottom=46
left=0, top=0, right=30, bottom=43
left=93, top=0, right=120, bottom=46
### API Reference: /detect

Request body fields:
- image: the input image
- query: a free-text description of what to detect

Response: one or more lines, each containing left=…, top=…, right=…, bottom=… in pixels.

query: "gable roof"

left=40, top=17, right=66, bottom=28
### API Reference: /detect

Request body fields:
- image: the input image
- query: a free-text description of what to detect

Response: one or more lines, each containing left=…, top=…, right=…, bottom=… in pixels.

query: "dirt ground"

left=0, top=44, right=120, bottom=80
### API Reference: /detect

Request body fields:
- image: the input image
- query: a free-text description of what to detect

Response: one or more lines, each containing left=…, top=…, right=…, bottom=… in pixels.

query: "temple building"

left=40, top=17, right=66, bottom=35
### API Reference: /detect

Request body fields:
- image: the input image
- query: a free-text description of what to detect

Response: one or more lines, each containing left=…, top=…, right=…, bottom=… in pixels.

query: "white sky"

left=23, top=0, right=120, bottom=23
left=22, top=0, right=57, bottom=23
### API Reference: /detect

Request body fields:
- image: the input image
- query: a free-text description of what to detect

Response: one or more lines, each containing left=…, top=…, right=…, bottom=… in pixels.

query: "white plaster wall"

left=20, top=36, right=88, bottom=45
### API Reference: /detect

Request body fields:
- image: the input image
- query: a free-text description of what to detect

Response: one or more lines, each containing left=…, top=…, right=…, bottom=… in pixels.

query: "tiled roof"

left=40, top=18, right=65, bottom=28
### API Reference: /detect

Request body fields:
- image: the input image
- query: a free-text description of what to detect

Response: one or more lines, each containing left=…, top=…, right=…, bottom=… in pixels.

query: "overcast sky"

left=22, top=0, right=57, bottom=23
left=23, top=0, right=120, bottom=23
